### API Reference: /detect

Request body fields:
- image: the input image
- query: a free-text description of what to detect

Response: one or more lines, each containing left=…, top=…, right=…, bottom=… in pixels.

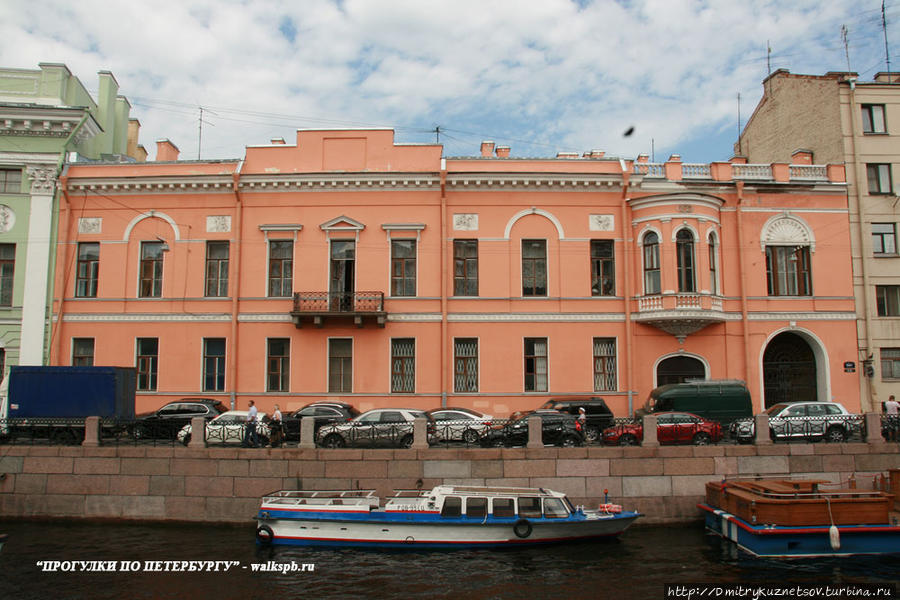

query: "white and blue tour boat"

left=256, top=485, right=640, bottom=548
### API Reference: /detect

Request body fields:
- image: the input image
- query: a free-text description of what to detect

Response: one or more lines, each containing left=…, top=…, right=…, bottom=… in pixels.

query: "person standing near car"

left=270, top=403, right=284, bottom=448
left=577, top=407, right=586, bottom=433
left=884, top=395, right=899, bottom=442
left=244, top=400, right=259, bottom=448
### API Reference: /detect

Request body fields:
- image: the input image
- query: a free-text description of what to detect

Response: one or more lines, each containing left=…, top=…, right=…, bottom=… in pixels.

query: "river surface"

left=0, top=519, right=897, bottom=600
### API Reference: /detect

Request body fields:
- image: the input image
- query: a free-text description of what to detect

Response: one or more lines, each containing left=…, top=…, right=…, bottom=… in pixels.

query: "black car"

left=479, top=410, right=585, bottom=448
left=132, top=398, right=228, bottom=440
left=282, top=402, right=359, bottom=442
left=539, top=397, right=615, bottom=443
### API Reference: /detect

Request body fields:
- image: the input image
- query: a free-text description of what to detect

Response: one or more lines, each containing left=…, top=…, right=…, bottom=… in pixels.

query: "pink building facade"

left=53, top=130, right=859, bottom=418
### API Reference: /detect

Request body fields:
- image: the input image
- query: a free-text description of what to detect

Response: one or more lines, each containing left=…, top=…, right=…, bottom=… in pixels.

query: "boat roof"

left=429, top=485, right=565, bottom=498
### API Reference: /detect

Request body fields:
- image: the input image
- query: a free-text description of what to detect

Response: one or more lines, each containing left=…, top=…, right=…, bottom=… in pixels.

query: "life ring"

left=256, top=524, right=274, bottom=545
left=513, top=518, right=532, bottom=539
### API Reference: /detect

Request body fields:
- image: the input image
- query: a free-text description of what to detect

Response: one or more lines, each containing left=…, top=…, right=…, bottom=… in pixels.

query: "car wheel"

left=692, top=432, right=712, bottom=446
left=559, top=435, right=579, bottom=448
left=824, top=426, right=846, bottom=443
left=490, top=438, right=506, bottom=448
left=462, top=429, right=480, bottom=445
left=321, top=433, right=346, bottom=449
left=399, top=434, right=414, bottom=448
left=181, top=433, right=191, bottom=446
left=132, top=425, right=149, bottom=441
left=583, top=425, right=600, bottom=443
left=618, top=433, right=638, bottom=446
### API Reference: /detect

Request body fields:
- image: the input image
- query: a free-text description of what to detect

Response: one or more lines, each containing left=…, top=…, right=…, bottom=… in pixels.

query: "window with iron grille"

left=328, top=338, right=352, bottom=393
left=205, top=241, right=229, bottom=297
left=882, top=348, right=900, bottom=380
left=136, top=337, right=159, bottom=391
left=76, top=242, right=99, bottom=298
left=867, top=163, right=893, bottom=195
left=524, top=337, right=548, bottom=392
left=0, top=244, right=14, bottom=306
left=590, top=240, right=614, bottom=296
left=268, top=240, right=293, bottom=297
left=139, top=241, right=164, bottom=298
left=203, top=338, right=226, bottom=392
left=522, top=239, right=547, bottom=296
left=862, top=104, right=886, bottom=134
left=593, top=337, right=617, bottom=392
left=873, top=223, right=897, bottom=255
left=267, top=338, right=290, bottom=392
left=453, top=240, right=478, bottom=296
left=391, top=338, right=415, bottom=393
left=72, top=338, right=95, bottom=366
left=454, top=338, right=478, bottom=393
left=676, top=229, right=695, bottom=293
left=642, top=232, right=660, bottom=294
left=0, top=168, right=21, bottom=194
left=765, top=245, right=811, bottom=296
left=391, top=240, right=416, bottom=296
left=877, top=285, right=900, bottom=316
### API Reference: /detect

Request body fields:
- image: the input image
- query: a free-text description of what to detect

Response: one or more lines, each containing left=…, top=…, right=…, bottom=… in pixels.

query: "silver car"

left=427, top=408, right=494, bottom=444
left=316, top=408, right=432, bottom=448
left=731, top=402, right=861, bottom=443
left=177, top=410, right=270, bottom=446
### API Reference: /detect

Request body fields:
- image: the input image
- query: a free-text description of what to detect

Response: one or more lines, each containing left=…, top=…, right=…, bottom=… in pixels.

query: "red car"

left=602, top=411, right=722, bottom=446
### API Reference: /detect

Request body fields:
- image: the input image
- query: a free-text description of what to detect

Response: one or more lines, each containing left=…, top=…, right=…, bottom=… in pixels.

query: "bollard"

left=864, top=412, right=883, bottom=444
left=754, top=413, right=772, bottom=445
left=299, top=416, right=316, bottom=448
left=527, top=415, right=543, bottom=448
left=82, top=416, right=100, bottom=447
left=188, top=416, right=206, bottom=448
left=412, top=416, right=429, bottom=449
left=641, top=414, right=659, bottom=447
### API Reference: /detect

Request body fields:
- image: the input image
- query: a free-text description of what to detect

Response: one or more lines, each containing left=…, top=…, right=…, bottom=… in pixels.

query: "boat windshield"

left=543, top=498, right=569, bottom=518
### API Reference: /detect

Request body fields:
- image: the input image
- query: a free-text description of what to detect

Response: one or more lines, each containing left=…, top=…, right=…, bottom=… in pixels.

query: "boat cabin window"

left=518, top=497, right=542, bottom=518
left=465, top=497, right=487, bottom=518
left=543, top=498, right=568, bottom=518
left=441, top=496, right=462, bottom=517
left=492, top=498, right=515, bottom=517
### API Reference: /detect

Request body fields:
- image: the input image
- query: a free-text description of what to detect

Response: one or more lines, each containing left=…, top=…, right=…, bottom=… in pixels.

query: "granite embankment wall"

left=1, top=443, right=898, bottom=525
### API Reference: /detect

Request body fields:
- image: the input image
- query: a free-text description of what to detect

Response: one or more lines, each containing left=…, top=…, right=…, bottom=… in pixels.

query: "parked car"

left=176, top=410, right=270, bottom=446
left=539, top=397, right=614, bottom=443
left=281, top=402, right=359, bottom=442
left=602, top=411, right=723, bottom=446
left=316, top=408, right=434, bottom=448
left=730, top=402, right=861, bottom=443
left=131, top=398, right=228, bottom=440
left=427, top=408, right=494, bottom=444
left=479, top=410, right=585, bottom=448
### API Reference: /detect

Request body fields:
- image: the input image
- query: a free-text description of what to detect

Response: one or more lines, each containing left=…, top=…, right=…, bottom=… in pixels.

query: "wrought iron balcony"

left=632, top=293, right=727, bottom=342
left=291, top=291, right=387, bottom=328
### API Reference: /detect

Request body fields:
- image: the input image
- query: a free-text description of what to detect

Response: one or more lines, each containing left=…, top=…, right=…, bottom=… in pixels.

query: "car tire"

left=692, top=432, right=712, bottom=446
left=321, top=433, right=346, bottom=449
left=824, top=426, right=846, bottom=443
left=132, top=425, right=149, bottom=441
left=618, top=433, right=638, bottom=446
left=399, top=434, right=414, bottom=448
left=584, top=425, right=600, bottom=443
left=559, top=435, right=580, bottom=447
left=462, top=429, right=480, bottom=445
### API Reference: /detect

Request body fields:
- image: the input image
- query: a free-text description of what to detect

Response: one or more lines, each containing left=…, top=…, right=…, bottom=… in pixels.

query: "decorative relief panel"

left=761, top=213, right=815, bottom=252
left=25, top=166, right=56, bottom=195
left=589, top=214, right=614, bottom=231
left=207, top=215, right=232, bottom=233
left=0, top=205, right=15, bottom=233
left=78, top=217, right=101, bottom=234
left=453, top=213, right=478, bottom=231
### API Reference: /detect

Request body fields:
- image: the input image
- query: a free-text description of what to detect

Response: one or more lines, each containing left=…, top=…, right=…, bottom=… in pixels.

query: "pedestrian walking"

left=883, top=395, right=899, bottom=443
left=270, top=403, right=284, bottom=448
left=244, top=400, right=259, bottom=448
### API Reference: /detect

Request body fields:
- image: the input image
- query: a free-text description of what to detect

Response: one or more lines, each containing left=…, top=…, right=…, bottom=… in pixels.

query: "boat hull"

left=700, top=503, right=900, bottom=558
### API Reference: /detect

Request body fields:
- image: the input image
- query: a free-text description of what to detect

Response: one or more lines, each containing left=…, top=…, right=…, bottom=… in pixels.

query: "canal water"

left=0, top=519, right=897, bottom=600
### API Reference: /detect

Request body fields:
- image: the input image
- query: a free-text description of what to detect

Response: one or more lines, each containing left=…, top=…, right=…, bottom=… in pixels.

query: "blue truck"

left=1, top=366, right=136, bottom=444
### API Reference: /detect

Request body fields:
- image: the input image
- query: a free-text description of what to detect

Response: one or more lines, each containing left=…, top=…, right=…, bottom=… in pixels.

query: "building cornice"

left=66, top=175, right=237, bottom=195
left=445, top=172, right=624, bottom=190
left=0, top=104, right=100, bottom=141
left=238, top=173, right=440, bottom=192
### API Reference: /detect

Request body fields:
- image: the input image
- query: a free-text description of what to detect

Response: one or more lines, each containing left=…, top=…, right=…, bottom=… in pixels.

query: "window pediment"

left=760, top=213, right=815, bottom=252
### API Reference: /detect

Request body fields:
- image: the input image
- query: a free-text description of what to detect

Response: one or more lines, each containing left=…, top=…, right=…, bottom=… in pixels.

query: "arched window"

left=708, top=232, right=719, bottom=295
left=676, top=229, right=695, bottom=293
left=761, top=215, right=814, bottom=297
left=642, top=232, right=660, bottom=294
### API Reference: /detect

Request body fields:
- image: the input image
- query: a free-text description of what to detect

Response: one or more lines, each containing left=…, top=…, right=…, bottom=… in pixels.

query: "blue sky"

left=1, top=0, right=894, bottom=163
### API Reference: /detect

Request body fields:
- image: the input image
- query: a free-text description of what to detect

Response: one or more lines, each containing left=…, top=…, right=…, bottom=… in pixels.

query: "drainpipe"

left=846, top=77, right=876, bottom=412
left=619, top=161, right=634, bottom=415
left=229, top=166, right=244, bottom=410
left=735, top=181, right=754, bottom=407
left=440, top=158, right=448, bottom=408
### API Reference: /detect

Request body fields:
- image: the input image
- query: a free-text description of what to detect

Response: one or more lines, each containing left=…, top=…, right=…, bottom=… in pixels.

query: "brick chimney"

left=791, top=149, right=813, bottom=164
left=495, top=145, right=510, bottom=158
left=480, top=141, right=495, bottom=157
left=155, top=139, right=180, bottom=161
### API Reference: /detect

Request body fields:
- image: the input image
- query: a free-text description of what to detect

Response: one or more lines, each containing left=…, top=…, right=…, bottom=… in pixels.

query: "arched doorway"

left=656, top=356, right=705, bottom=386
left=763, top=332, right=816, bottom=407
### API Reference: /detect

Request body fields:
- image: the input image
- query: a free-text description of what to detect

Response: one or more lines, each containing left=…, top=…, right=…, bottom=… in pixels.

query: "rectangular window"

left=136, top=337, right=159, bottom=391
left=75, top=242, right=99, bottom=298
left=0, top=168, right=22, bottom=194
left=524, top=337, right=548, bottom=392
left=867, top=163, right=893, bottom=195
left=882, top=348, right=900, bottom=380
left=205, top=241, right=229, bottom=297
left=862, top=104, right=886, bottom=134
left=454, top=338, right=478, bottom=393
left=873, top=223, right=897, bottom=255
left=139, top=241, right=164, bottom=298
left=593, top=337, right=617, bottom=392
left=72, top=338, right=95, bottom=366
left=0, top=244, right=14, bottom=307
left=876, top=285, right=900, bottom=316
left=203, top=338, right=226, bottom=392
left=391, top=239, right=416, bottom=296
left=328, top=338, right=352, bottom=393
left=765, top=246, right=812, bottom=296
left=453, top=240, right=478, bottom=296
left=391, top=338, right=415, bottom=393
left=267, top=338, right=290, bottom=392
left=590, top=240, right=615, bottom=296
left=522, top=239, right=547, bottom=296
left=268, top=240, right=293, bottom=297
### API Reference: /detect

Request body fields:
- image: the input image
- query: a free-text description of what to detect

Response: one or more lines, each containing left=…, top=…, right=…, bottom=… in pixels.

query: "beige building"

left=737, top=69, right=900, bottom=411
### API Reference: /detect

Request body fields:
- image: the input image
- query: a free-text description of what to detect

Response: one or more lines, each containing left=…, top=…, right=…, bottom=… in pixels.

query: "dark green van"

left=642, top=380, right=752, bottom=424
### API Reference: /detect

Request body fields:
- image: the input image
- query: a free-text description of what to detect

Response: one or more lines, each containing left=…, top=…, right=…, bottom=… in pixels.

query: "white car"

left=427, top=408, right=494, bottom=444
left=316, top=408, right=433, bottom=448
left=730, top=402, right=861, bottom=443
left=177, top=410, right=270, bottom=446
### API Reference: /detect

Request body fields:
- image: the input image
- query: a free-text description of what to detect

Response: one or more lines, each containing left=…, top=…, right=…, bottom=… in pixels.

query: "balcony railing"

left=636, top=293, right=724, bottom=313
left=291, top=291, right=387, bottom=328
left=633, top=293, right=726, bottom=340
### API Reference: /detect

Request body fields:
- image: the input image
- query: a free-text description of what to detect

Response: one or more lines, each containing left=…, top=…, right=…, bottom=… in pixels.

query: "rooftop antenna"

left=737, top=92, right=742, bottom=140
left=767, top=40, right=772, bottom=75
left=841, top=25, right=852, bottom=72
left=197, top=106, right=217, bottom=160
left=650, top=138, right=655, bottom=162
left=883, top=0, right=892, bottom=75
left=434, top=125, right=441, bottom=144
